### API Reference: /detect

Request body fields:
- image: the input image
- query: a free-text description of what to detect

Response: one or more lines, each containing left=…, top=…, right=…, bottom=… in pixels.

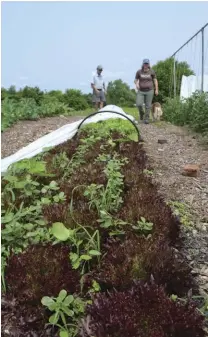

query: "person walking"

left=91, top=65, right=106, bottom=110
left=134, top=59, right=158, bottom=124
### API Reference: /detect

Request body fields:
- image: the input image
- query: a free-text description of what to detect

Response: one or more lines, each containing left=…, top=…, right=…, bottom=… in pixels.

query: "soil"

left=1, top=116, right=208, bottom=336
left=1, top=116, right=82, bottom=159
left=140, top=122, right=208, bottom=298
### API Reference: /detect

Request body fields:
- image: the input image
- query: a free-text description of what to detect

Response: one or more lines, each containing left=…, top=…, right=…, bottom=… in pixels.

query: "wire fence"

left=169, top=23, right=208, bottom=98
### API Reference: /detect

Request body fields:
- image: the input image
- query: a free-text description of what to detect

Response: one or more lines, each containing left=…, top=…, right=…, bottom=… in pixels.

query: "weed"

left=97, top=210, right=127, bottom=236
left=41, top=289, right=88, bottom=337
left=131, top=217, right=153, bottom=237
left=54, top=135, right=100, bottom=178
left=168, top=200, right=193, bottom=227
left=84, top=154, right=128, bottom=214
left=51, top=222, right=101, bottom=274
left=163, top=91, right=208, bottom=134
left=143, top=169, right=153, bottom=176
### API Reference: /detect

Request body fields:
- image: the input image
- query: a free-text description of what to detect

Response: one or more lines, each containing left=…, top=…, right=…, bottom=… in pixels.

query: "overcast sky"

left=2, top=1, right=208, bottom=93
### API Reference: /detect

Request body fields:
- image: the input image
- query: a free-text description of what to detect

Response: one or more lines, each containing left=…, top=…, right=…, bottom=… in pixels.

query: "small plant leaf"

left=48, top=303, right=57, bottom=311
left=52, top=222, right=69, bottom=241
left=69, top=252, right=79, bottom=262
left=41, top=296, right=55, bottom=307
left=58, top=289, right=67, bottom=302
left=62, top=306, right=74, bottom=317
left=80, top=254, right=92, bottom=261
left=49, top=313, right=59, bottom=325
left=60, top=330, right=69, bottom=337
left=63, top=295, right=74, bottom=306
left=89, top=250, right=101, bottom=256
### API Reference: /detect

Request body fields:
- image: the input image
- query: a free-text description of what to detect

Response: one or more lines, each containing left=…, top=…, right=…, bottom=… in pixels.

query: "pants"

left=92, top=89, right=106, bottom=103
left=136, top=89, right=154, bottom=121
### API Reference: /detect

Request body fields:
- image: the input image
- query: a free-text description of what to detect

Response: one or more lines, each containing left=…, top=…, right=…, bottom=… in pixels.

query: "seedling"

left=41, top=290, right=88, bottom=337
left=132, top=217, right=153, bottom=236
left=51, top=222, right=101, bottom=274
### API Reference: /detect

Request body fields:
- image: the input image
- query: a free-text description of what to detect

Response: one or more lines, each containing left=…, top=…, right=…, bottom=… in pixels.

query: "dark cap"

left=97, top=65, right=103, bottom=70
left=143, top=59, right=150, bottom=64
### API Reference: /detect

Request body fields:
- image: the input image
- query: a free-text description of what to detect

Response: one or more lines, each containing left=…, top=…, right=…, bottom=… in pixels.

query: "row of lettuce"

left=1, top=119, right=207, bottom=337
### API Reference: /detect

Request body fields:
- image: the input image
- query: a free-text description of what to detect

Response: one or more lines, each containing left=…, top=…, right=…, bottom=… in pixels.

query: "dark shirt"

left=135, top=68, right=156, bottom=91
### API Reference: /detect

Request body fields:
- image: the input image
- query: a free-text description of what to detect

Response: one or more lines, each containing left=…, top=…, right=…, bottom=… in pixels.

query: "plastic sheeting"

left=180, top=75, right=208, bottom=99
left=1, top=105, right=135, bottom=173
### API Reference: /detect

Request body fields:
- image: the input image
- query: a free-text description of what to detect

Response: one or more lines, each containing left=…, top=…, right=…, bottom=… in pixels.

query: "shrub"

left=1, top=98, right=40, bottom=130
left=64, top=89, right=89, bottom=110
left=163, top=91, right=208, bottom=134
left=40, top=95, right=69, bottom=117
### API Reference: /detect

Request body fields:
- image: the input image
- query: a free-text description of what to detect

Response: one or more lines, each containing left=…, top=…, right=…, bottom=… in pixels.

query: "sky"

left=1, top=1, right=208, bottom=93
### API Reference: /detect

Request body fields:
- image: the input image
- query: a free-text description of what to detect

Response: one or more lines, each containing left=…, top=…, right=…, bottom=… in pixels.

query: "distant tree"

left=83, top=93, right=93, bottom=107
left=64, top=89, right=89, bottom=110
left=152, top=57, right=194, bottom=103
left=21, top=86, right=44, bottom=105
left=7, top=85, right=16, bottom=95
left=107, top=79, right=136, bottom=107
left=47, top=90, right=65, bottom=103
left=1, top=87, right=7, bottom=101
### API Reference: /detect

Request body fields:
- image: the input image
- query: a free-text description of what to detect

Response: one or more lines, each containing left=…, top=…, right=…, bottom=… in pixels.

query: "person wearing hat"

left=91, top=65, right=106, bottom=110
left=134, top=59, right=158, bottom=124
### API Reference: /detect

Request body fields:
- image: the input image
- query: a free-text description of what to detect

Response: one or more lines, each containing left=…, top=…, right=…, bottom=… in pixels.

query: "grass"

left=68, top=106, right=139, bottom=119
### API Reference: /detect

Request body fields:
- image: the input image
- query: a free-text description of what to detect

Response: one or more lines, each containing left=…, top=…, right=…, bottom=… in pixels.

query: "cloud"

left=19, top=76, right=28, bottom=81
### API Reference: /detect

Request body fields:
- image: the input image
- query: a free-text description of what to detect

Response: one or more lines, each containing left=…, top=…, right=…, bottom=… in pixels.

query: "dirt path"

left=1, top=115, right=82, bottom=158
left=1, top=116, right=208, bottom=300
left=140, top=122, right=208, bottom=301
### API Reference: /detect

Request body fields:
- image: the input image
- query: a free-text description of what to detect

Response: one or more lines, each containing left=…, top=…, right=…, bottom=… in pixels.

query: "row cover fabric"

left=1, top=105, right=135, bottom=173
left=180, top=74, right=208, bottom=99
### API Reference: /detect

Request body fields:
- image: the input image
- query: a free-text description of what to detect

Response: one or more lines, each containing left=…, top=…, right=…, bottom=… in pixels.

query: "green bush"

left=1, top=97, right=70, bottom=131
left=64, top=89, right=89, bottom=111
left=106, top=80, right=136, bottom=107
left=1, top=98, right=40, bottom=131
left=152, top=58, right=194, bottom=104
left=163, top=91, right=208, bottom=134
left=40, top=95, right=69, bottom=117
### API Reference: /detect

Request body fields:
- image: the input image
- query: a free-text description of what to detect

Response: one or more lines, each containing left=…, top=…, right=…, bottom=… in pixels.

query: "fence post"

left=173, top=56, right=176, bottom=97
left=201, top=26, right=205, bottom=92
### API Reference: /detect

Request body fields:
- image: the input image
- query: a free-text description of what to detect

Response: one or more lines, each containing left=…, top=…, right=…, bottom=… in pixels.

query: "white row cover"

left=1, top=105, right=135, bottom=173
left=180, top=75, right=208, bottom=99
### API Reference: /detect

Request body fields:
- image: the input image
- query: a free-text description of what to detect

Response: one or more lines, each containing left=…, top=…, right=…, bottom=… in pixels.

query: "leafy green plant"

left=82, top=118, right=139, bottom=141
left=52, top=136, right=100, bottom=179
left=1, top=247, right=10, bottom=293
left=143, top=169, right=153, bottom=176
left=51, top=222, right=101, bottom=274
left=132, top=217, right=153, bottom=236
left=97, top=210, right=127, bottom=236
left=41, top=289, right=88, bottom=337
left=88, top=280, right=101, bottom=294
left=1, top=205, right=52, bottom=291
left=84, top=154, right=128, bottom=214
left=163, top=91, right=208, bottom=134
left=168, top=200, right=193, bottom=227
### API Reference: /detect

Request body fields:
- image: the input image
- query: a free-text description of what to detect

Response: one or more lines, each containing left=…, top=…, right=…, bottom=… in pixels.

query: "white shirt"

left=91, top=72, right=105, bottom=90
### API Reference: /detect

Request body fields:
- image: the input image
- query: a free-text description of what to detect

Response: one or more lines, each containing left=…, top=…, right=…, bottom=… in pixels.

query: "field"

left=1, top=118, right=207, bottom=337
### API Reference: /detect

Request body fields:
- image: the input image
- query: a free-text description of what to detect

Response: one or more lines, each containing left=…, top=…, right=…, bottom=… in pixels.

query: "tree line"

left=2, top=57, right=194, bottom=109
